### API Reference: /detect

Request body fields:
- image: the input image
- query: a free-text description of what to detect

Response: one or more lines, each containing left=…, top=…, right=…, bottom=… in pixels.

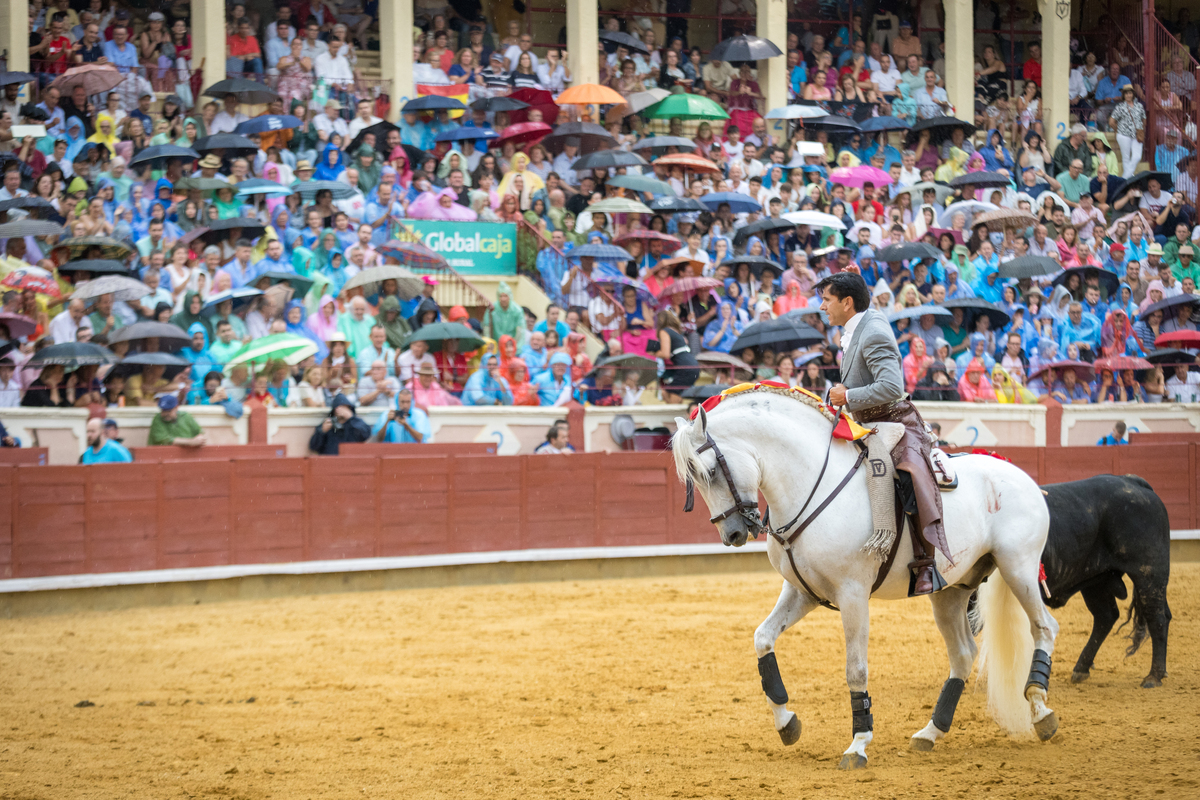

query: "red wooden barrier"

left=338, top=442, right=496, bottom=456
left=1130, top=432, right=1200, bottom=445
left=131, top=444, right=287, bottom=462
left=0, top=448, right=49, bottom=466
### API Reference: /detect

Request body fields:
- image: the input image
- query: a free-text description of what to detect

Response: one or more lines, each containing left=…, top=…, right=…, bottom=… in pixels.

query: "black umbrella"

left=598, top=30, right=650, bottom=55
left=470, top=96, right=529, bottom=112
left=874, top=242, right=942, bottom=262
left=708, top=34, right=784, bottom=62
left=541, top=121, right=615, bottom=154
left=128, top=144, right=200, bottom=169
left=941, top=298, right=1010, bottom=329
left=801, top=115, right=862, bottom=132
left=107, top=321, right=192, bottom=350
left=907, top=116, right=976, bottom=144
left=0, top=219, right=62, bottom=237
left=60, top=259, right=130, bottom=277
left=647, top=196, right=707, bottom=212
left=202, top=77, right=280, bottom=104
left=998, top=255, right=1061, bottom=279
left=732, top=218, right=797, bottom=247
left=1050, top=266, right=1120, bottom=298
left=633, top=136, right=696, bottom=152
left=401, top=143, right=428, bottom=168
left=731, top=318, right=825, bottom=352
left=888, top=306, right=954, bottom=323
left=109, top=352, right=191, bottom=380
left=0, top=197, right=57, bottom=217
left=192, top=133, right=258, bottom=156
left=49, top=236, right=135, bottom=262
left=181, top=218, right=266, bottom=246
left=1142, top=349, right=1198, bottom=377
left=0, top=72, right=35, bottom=87
left=572, top=150, right=649, bottom=171
left=949, top=171, right=1011, bottom=188
left=681, top=384, right=732, bottom=399
left=27, top=342, right=117, bottom=368
left=345, top=120, right=401, bottom=157
left=1137, top=293, right=1200, bottom=321
left=721, top=255, right=783, bottom=279
left=1110, top=171, right=1174, bottom=204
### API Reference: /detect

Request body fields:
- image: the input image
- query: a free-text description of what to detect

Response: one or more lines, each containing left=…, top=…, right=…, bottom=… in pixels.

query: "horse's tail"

left=976, top=573, right=1035, bottom=737
left=1117, top=581, right=1149, bottom=658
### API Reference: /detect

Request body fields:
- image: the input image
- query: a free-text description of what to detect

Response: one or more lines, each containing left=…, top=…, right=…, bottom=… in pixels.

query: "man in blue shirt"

left=219, top=240, right=258, bottom=288
left=532, top=352, right=573, bottom=405
left=1097, top=421, right=1129, bottom=446
left=364, top=183, right=404, bottom=247
left=251, top=238, right=292, bottom=278
left=102, top=25, right=139, bottom=73
left=80, top=417, right=133, bottom=464
left=1094, top=62, right=1132, bottom=129
left=1058, top=302, right=1102, bottom=358
left=370, top=388, right=431, bottom=443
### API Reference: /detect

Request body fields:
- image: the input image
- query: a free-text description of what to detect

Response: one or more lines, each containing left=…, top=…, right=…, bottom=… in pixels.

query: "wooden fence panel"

left=449, top=456, right=522, bottom=552
left=380, top=456, right=452, bottom=556
left=0, top=468, right=12, bottom=579
left=158, top=461, right=233, bottom=569
left=88, top=464, right=159, bottom=574
left=14, top=467, right=88, bottom=577
left=1115, top=445, right=1193, bottom=529
left=307, top=458, right=379, bottom=560
left=1043, top=447, right=1119, bottom=485
left=524, top=453, right=600, bottom=549
left=596, top=452, right=671, bottom=546
left=233, top=459, right=308, bottom=564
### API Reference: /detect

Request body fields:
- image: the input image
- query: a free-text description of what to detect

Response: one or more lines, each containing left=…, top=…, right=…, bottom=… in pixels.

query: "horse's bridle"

left=684, top=432, right=763, bottom=532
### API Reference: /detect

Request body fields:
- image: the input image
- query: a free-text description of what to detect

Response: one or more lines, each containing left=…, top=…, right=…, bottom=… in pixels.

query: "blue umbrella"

left=235, top=114, right=302, bottom=135
left=648, top=196, right=707, bottom=212
left=566, top=243, right=635, bottom=261
left=202, top=287, right=263, bottom=315
left=435, top=126, right=500, bottom=143
left=590, top=264, right=658, bottom=306
left=236, top=178, right=293, bottom=197
left=700, top=192, right=762, bottom=213
left=128, top=144, right=200, bottom=168
left=403, top=96, right=467, bottom=113
left=860, top=116, right=911, bottom=132
left=887, top=305, right=954, bottom=323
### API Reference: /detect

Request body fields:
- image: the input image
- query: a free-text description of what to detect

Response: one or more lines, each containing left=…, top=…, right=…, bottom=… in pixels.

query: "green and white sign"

left=398, top=221, right=516, bottom=275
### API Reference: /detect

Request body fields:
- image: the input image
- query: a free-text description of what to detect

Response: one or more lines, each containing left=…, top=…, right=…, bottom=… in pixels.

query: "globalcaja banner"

left=394, top=221, right=516, bottom=275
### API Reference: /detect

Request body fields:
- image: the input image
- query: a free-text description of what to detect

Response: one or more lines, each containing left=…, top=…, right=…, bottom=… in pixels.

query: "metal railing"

left=514, top=218, right=623, bottom=313
left=390, top=220, right=494, bottom=311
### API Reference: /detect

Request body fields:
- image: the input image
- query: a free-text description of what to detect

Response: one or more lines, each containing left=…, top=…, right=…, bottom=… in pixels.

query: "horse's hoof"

left=1141, top=675, right=1163, bottom=689
left=1070, top=670, right=1090, bottom=684
left=838, top=753, right=868, bottom=770
left=910, top=736, right=936, bottom=752
left=778, top=714, right=801, bottom=746
left=1033, top=711, right=1058, bottom=742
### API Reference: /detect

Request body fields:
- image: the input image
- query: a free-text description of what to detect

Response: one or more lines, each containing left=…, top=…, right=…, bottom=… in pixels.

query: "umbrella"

left=1138, top=293, right=1200, bottom=320
left=203, top=77, right=280, bottom=104
left=403, top=95, right=467, bottom=113
left=572, top=150, right=649, bottom=171
left=182, top=221, right=267, bottom=248
left=556, top=83, right=626, bottom=105
left=495, top=121, right=552, bottom=146
left=225, top=333, right=319, bottom=369
left=608, top=174, right=675, bottom=196
left=1093, top=355, right=1152, bottom=372
left=202, top=287, right=263, bottom=315
left=292, top=179, right=358, bottom=200
left=874, top=242, right=943, bottom=262
left=733, top=217, right=798, bottom=247
left=568, top=243, right=635, bottom=261
left=700, top=193, right=761, bottom=213
left=341, top=265, right=425, bottom=300
left=860, top=116, right=912, bottom=132
left=127, top=144, right=199, bottom=169
left=907, top=116, right=977, bottom=144
left=0, top=197, right=57, bottom=217
left=830, top=165, right=893, bottom=188
left=344, top=120, right=402, bottom=156
left=589, top=197, right=654, bottom=215
left=192, top=133, right=258, bottom=155
left=108, top=321, right=192, bottom=348
left=59, top=259, right=129, bottom=277
left=632, top=136, right=696, bottom=153
left=598, top=30, right=651, bottom=54
left=1156, top=330, right=1200, bottom=347
left=1051, top=266, right=1120, bottom=298
left=0, top=313, right=37, bottom=339
left=3, top=266, right=62, bottom=299
left=651, top=153, right=720, bottom=173
left=695, top=351, right=753, bottom=372
left=941, top=298, right=1010, bottom=329
left=1111, top=171, right=1173, bottom=204
left=648, top=196, right=708, bottom=212
left=894, top=181, right=954, bottom=206
left=949, top=171, right=1011, bottom=188
left=506, top=88, right=559, bottom=124
left=234, top=115, right=302, bottom=135
left=721, top=255, right=783, bottom=277
left=49, top=236, right=135, bottom=263
left=109, top=352, right=191, bottom=381
left=256, top=270, right=315, bottom=298
left=681, top=384, right=732, bottom=399
left=589, top=265, right=658, bottom=307
left=377, top=240, right=448, bottom=269
left=613, top=230, right=682, bottom=247
left=938, top=200, right=998, bottom=227
left=173, top=176, right=233, bottom=192
left=782, top=210, right=847, bottom=230
left=591, top=354, right=659, bottom=385
left=235, top=178, right=293, bottom=198
left=643, top=93, right=729, bottom=121
left=1143, top=348, right=1197, bottom=370
left=800, top=115, right=861, bottom=132
left=621, top=89, right=670, bottom=115
left=707, top=34, right=784, bottom=62
left=998, top=255, right=1061, bottom=279
left=435, top=126, right=500, bottom=143
left=541, top=121, right=615, bottom=154
left=731, top=318, right=825, bottom=352
left=470, top=96, right=529, bottom=112
left=27, top=342, right=117, bottom=368
left=1029, top=360, right=1094, bottom=383
left=0, top=72, right=35, bottom=87
left=655, top=276, right=721, bottom=303
left=888, top=305, right=954, bottom=323
left=975, top=208, right=1038, bottom=228
left=71, top=275, right=151, bottom=303
left=48, top=64, right=124, bottom=95
left=764, top=105, right=829, bottom=120
left=405, top=321, right=485, bottom=351
left=0, top=219, right=62, bottom=238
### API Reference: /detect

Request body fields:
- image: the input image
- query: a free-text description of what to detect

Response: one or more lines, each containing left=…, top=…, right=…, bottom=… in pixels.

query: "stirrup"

left=908, top=558, right=948, bottom=597
left=937, top=474, right=959, bottom=492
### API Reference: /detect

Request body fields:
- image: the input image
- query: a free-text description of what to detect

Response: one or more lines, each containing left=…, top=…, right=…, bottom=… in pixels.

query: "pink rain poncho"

left=407, top=188, right=479, bottom=221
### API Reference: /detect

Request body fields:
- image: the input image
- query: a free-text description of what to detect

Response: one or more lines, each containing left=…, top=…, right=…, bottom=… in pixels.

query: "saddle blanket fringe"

left=862, top=434, right=897, bottom=560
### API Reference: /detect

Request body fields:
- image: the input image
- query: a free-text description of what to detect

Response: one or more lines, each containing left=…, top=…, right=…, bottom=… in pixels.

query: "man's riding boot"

left=897, top=472, right=948, bottom=597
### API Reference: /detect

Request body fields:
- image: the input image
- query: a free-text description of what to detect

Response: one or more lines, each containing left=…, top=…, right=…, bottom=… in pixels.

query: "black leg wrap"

left=1025, top=649, right=1052, bottom=694
left=932, top=677, right=966, bottom=733
left=757, top=652, right=789, bottom=705
left=850, top=691, right=874, bottom=735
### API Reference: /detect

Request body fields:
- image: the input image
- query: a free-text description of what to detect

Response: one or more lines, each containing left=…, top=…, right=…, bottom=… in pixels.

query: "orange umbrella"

left=653, top=153, right=721, bottom=174
left=556, top=83, right=626, bottom=106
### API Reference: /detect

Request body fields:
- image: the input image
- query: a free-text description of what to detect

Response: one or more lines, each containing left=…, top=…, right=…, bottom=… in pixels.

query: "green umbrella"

left=404, top=321, right=484, bottom=351
left=588, top=197, right=654, bottom=215
left=643, top=93, right=729, bottom=121
left=224, top=333, right=319, bottom=370
left=608, top=174, right=676, bottom=196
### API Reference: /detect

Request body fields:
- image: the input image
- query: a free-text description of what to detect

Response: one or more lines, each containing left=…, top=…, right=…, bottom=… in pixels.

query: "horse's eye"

left=708, top=466, right=717, bottom=479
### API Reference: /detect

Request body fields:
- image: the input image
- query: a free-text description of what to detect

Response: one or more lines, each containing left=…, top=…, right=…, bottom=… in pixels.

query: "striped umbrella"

left=224, top=333, right=319, bottom=369
left=49, top=236, right=136, bottom=263
left=377, top=241, right=448, bottom=269
left=652, top=153, right=721, bottom=174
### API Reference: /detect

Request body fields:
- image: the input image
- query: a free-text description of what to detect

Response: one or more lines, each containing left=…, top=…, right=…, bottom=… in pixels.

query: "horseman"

left=817, top=271, right=950, bottom=596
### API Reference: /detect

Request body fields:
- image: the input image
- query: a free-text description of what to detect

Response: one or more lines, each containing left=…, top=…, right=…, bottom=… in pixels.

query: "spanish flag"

left=416, top=83, right=469, bottom=119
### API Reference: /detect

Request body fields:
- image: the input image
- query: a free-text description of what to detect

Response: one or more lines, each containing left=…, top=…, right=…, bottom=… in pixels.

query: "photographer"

left=308, top=393, right=371, bottom=455
left=370, top=388, right=431, bottom=444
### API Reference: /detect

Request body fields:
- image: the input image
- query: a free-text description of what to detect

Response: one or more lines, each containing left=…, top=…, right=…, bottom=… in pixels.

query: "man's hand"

left=2, top=436, right=15, bottom=447
left=387, top=409, right=397, bottom=421
left=828, top=383, right=848, bottom=406
left=321, top=418, right=333, bottom=432
left=842, top=263, right=861, bottom=276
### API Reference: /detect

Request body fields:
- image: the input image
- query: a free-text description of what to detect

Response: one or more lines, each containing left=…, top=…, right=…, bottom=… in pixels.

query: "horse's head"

left=672, top=406, right=763, bottom=547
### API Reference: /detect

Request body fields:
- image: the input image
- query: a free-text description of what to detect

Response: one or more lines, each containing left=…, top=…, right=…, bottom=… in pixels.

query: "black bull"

left=1040, top=474, right=1172, bottom=688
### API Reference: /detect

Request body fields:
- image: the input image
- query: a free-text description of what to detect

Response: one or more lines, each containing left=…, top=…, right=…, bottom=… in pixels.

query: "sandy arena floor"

left=1, top=564, right=1197, bottom=799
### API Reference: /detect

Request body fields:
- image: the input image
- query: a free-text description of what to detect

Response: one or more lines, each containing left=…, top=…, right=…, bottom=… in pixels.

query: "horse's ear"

left=691, top=405, right=708, bottom=445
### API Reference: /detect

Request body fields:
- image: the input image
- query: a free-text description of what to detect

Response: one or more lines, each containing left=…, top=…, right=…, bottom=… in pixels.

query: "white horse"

left=671, top=386, right=1060, bottom=769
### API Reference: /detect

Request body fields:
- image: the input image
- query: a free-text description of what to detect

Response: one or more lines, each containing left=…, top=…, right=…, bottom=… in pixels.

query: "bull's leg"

left=753, top=581, right=819, bottom=745
left=912, top=585, right=977, bottom=751
left=837, top=592, right=873, bottom=770
left=1070, top=584, right=1120, bottom=684
left=1128, top=576, right=1172, bottom=688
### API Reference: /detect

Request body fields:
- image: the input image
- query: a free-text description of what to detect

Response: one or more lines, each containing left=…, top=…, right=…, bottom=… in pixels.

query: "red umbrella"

left=1029, top=359, right=1093, bottom=383
left=1155, top=330, right=1200, bottom=347
left=495, top=122, right=551, bottom=147
left=49, top=64, right=124, bottom=95
left=613, top=230, right=682, bottom=247
left=1, top=266, right=62, bottom=300
left=653, top=153, right=721, bottom=174
left=1093, top=355, right=1152, bottom=372
left=0, top=312, right=38, bottom=339
left=507, top=88, right=559, bottom=125
left=656, top=276, right=722, bottom=303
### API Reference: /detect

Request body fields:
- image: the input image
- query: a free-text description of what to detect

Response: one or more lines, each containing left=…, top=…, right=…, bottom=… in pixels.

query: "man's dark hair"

left=1115, top=421, right=1127, bottom=436
left=216, top=320, right=232, bottom=330
left=236, top=238, right=252, bottom=247
left=814, top=272, right=870, bottom=313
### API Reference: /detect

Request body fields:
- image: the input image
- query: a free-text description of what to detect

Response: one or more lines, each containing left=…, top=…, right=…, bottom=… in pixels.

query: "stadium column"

left=380, top=0, right=415, bottom=122
left=567, top=0, right=599, bottom=85
left=1040, top=0, right=1071, bottom=145
left=942, top=0, right=974, bottom=123
left=757, top=0, right=789, bottom=141
left=193, top=0, right=227, bottom=87
left=0, top=0, right=29, bottom=73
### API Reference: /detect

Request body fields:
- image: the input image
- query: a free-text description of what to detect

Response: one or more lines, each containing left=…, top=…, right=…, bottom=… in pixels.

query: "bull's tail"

left=1117, top=581, right=1149, bottom=658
